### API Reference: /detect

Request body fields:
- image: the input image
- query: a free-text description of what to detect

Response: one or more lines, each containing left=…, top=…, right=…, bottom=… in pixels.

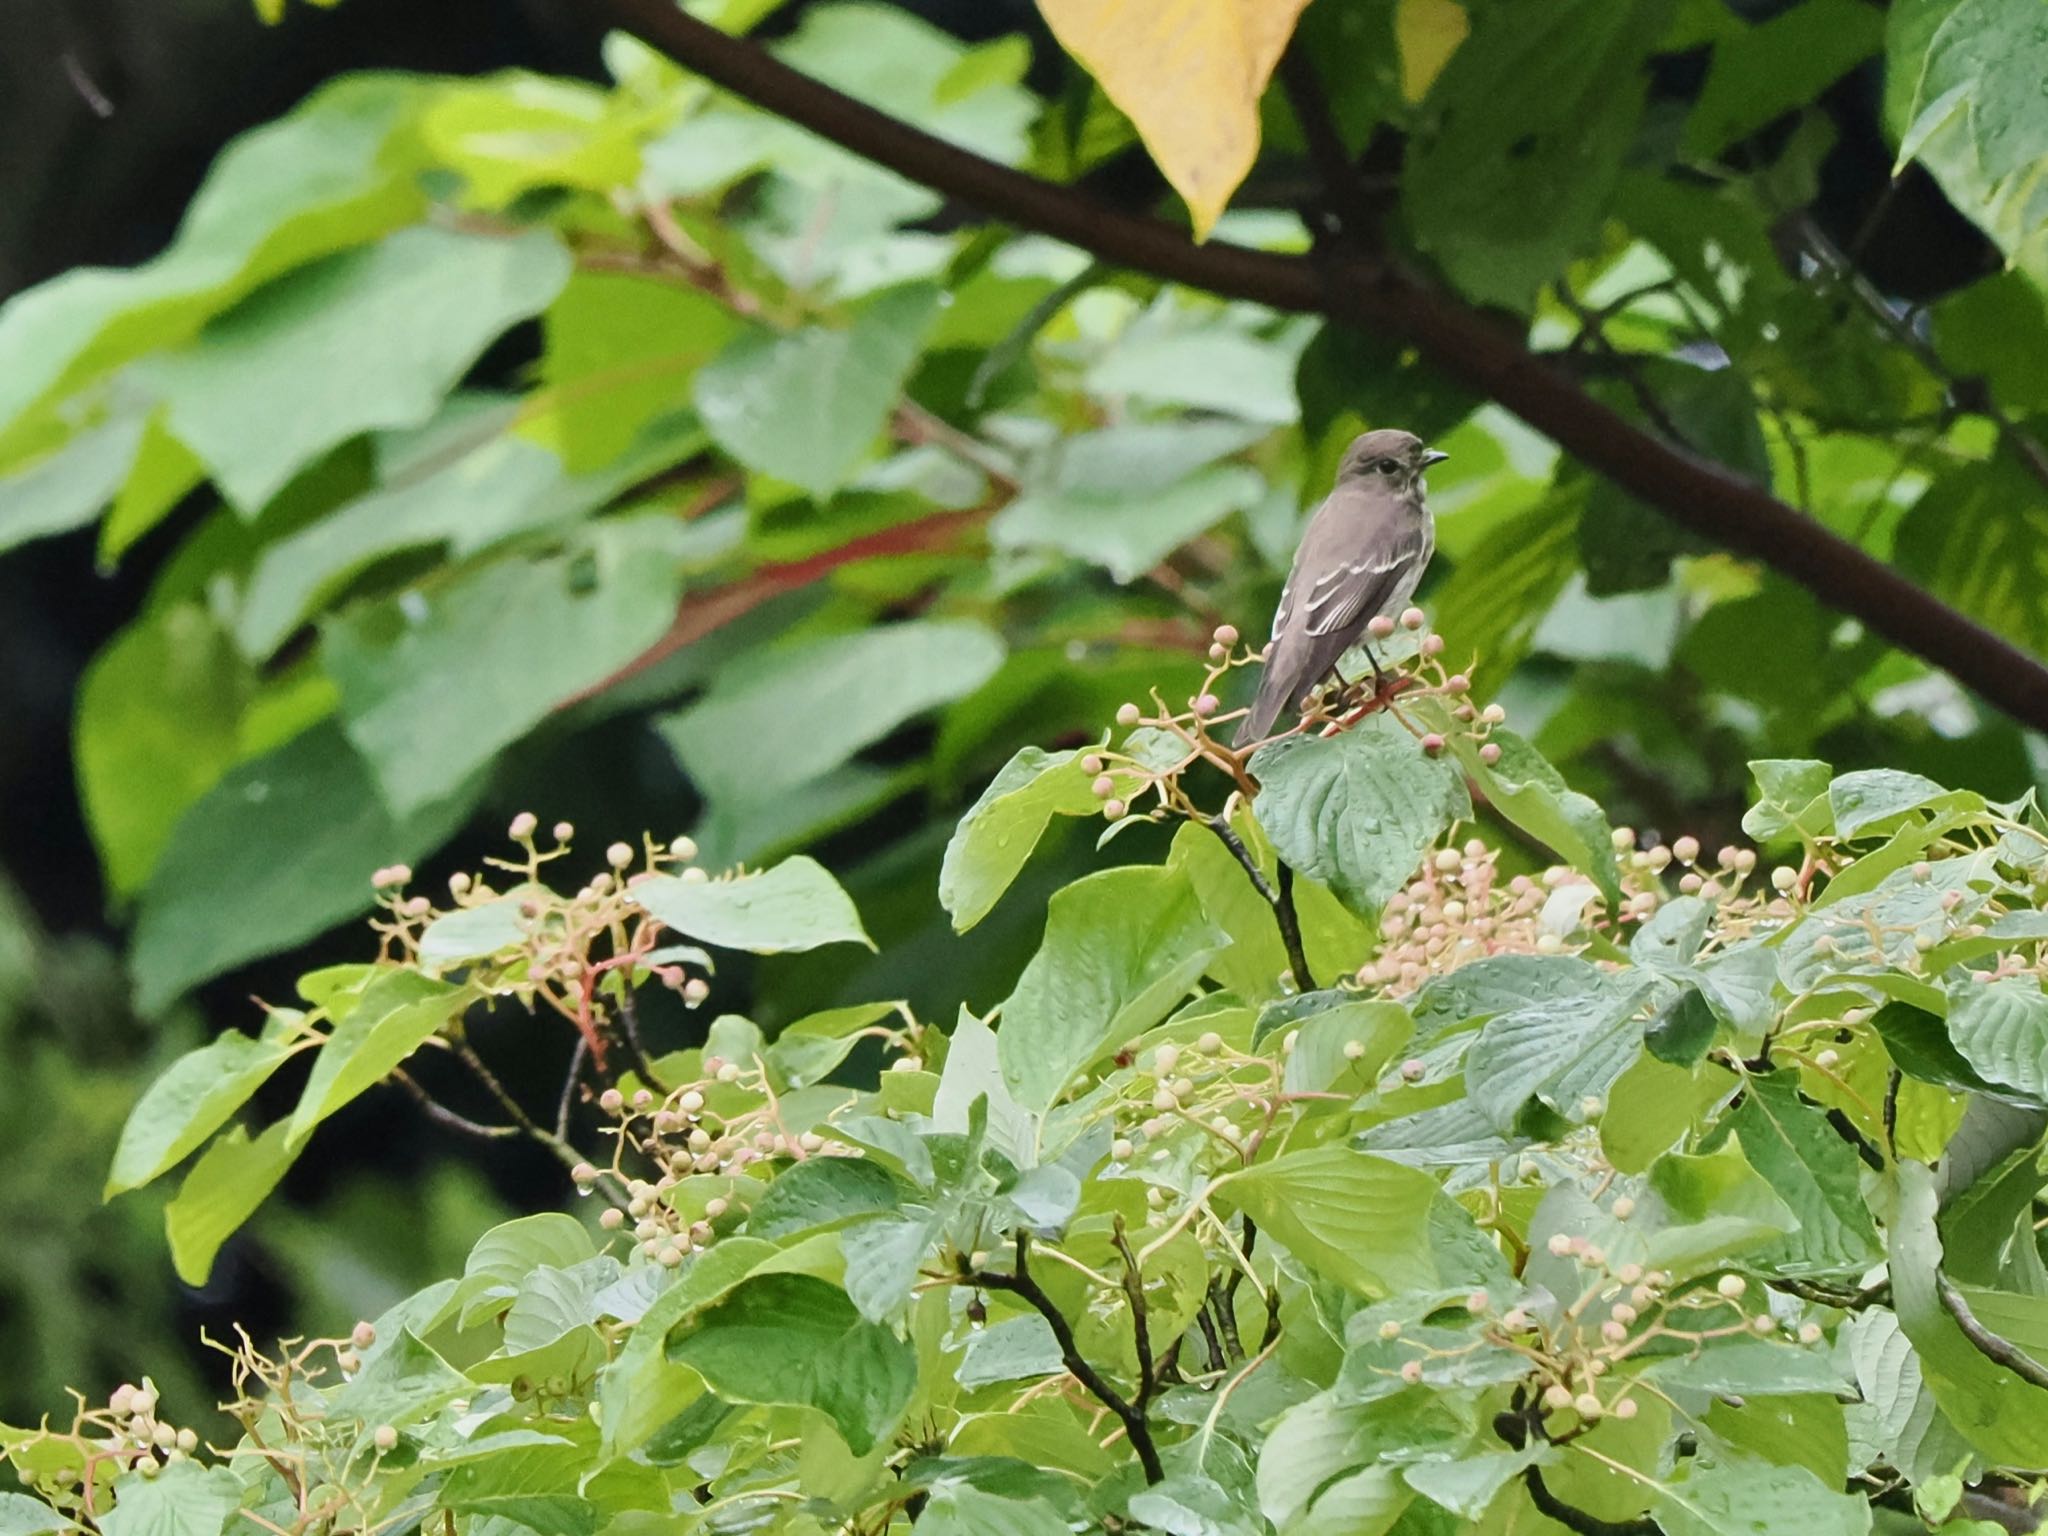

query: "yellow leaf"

left=1034, top=0, right=1314, bottom=239
left=1396, top=0, right=1469, bottom=103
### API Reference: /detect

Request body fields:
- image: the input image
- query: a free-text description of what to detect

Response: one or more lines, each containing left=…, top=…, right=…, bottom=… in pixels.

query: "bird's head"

left=1337, top=428, right=1449, bottom=494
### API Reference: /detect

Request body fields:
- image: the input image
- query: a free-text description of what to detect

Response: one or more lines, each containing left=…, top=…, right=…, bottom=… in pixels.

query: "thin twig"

left=556, top=1035, right=589, bottom=1142
left=1203, top=817, right=1316, bottom=992
left=969, top=1233, right=1164, bottom=1483
left=450, top=1035, right=595, bottom=1180
left=613, top=985, right=668, bottom=1093
left=1938, top=1273, right=2048, bottom=1390
left=390, top=1068, right=520, bottom=1141
left=1112, top=1217, right=1160, bottom=1419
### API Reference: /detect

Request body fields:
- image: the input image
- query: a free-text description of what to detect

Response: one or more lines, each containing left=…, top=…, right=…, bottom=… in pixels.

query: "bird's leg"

left=1362, top=644, right=1389, bottom=699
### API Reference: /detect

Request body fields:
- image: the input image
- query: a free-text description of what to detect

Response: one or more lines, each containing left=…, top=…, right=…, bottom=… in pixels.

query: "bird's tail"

left=1233, top=649, right=1302, bottom=749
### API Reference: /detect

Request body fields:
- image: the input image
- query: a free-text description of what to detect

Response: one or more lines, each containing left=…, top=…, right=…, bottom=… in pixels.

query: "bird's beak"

left=1421, top=449, right=1450, bottom=467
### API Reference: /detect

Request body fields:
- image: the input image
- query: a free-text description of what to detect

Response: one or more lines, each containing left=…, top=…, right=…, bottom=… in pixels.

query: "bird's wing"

left=1298, top=515, right=1432, bottom=640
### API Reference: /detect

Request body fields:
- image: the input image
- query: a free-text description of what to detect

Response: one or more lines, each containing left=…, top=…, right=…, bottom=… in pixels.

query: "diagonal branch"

left=587, top=0, right=2048, bottom=735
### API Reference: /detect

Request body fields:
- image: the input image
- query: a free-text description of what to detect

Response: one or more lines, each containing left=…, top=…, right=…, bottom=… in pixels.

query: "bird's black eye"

left=1374, top=460, right=1397, bottom=474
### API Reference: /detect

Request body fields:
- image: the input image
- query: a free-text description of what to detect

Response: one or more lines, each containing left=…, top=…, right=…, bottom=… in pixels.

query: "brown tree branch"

left=587, top=0, right=2048, bottom=734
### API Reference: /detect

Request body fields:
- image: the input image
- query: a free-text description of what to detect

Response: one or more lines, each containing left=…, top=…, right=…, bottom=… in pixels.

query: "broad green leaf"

left=1638, top=1341, right=1852, bottom=1397
left=1087, top=325, right=1303, bottom=424
left=105, top=1015, right=303, bottom=1196
left=1250, top=713, right=1470, bottom=921
left=1465, top=975, right=1653, bottom=1131
left=1429, top=492, right=1583, bottom=683
left=128, top=722, right=479, bottom=1013
left=1032, top=0, right=1313, bottom=237
left=164, top=1120, right=295, bottom=1286
left=1742, top=758, right=1833, bottom=843
left=1229, top=1146, right=1440, bottom=1297
left=766, top=1001, right=899, bottom=1088
left=694, top=283, right=939, bottom=499
left=916, top=1486, right=1073, bottom=1536
left=146, top=226, right=569, bottom=511
left=667, top=1272, right=915, bottom=1454
left=531, top=271, right=738, bottom=471
left=322, top=513, right=686, bottom=815
left=934, top=1007, right=1037, bottom=1168
left=331, top=1325, right=470, bottom=1426
left=1403, top=0, right=1664, bottom=305
left=421, top=73, right=643, bottom=211
left=441, top=1442, right=596, bottom=1536
left=97, top=1464, right=245, bottom=1536
left=993, top=464, right=1264, bottom=584
left=956, top=1314, right=1064, bottom=1389
left=99, top=407, right=206, bottom=564
left=1684, top=0, right=1884, bottom=157
left=0, top=407, right=145, bottom=557
left=1843, top=1308, right=1979, bottom=1485
left=1893, top=455, right=2048, bottom=656
left=1168, top=815, right=1372, bottom=1002
left=995, top=864, right=1222, bottom=1114
left=1449, top=728, right=1620, bottom=905
left=1947, top=976, right=2048, bottom=1101
left=287, top=969, right=465, bottom=1147
left=633, top=856, right=871, bottom=954
left=1645, top=1455, right=1871, bottom=1536
left=0, top=75, right=428, bottom=455
left=940, top=747, right=1100, bottom=933
left=659, top=620, right=1005, bottom=807
left=992, top=419, right=1265, bottom=584
left=1400, top=1447, right=1547, bottom=1521
left=1889, top=1159, right=2048, bottom=1466
left=417, top=892, right=535, bottom=970
left=1890, top=0, right=2048, bottom=285
left=1642, top=1136, right=1800, bottom=1277
left=77, top=604, right=267, bottom=898
left=235, top=407, right=705, bottom=661
left=1716, top=1069, right=1882, bottom=1276
left=1829, top=768, right=1980, bottom=838
left=746, top=1157, right=903, bottom=1238
left=0, top=1494, right=73, bottom=1536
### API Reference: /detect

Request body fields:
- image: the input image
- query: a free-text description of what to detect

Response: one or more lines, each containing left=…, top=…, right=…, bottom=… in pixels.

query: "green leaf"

left=1642, top=1136, right=1800, bottom=1277
left=766, top=1001, right=900, bottom=1088
left=1684, top=0, right=1885, bottom=156
left=164, top=1120, right=295, bottom=1286
left=746, top=1157, right=902, bottom=1238
left=1429, top=492, right=1583, bottom=683
left=0, top=75, right=428, bottom=455
left=323, top=513, right=686, bottom=815
left=915, top=1486, right=1073, bottom=1536
left=632, top=856, right=872, bottom=954
left=105, top=1016, right=301, bottom=1196
left=1947, top=976, right=2048, bottom=1101
left=455, top=1214, right=601, bottom=1326
left=995, top=864, right=1222, bottom=1114
left=287, top=970, right=465, bottom=1147
left=1229, top=1146, right=1440, bottom=1297
left=1893, top=455, right=2048, bottom=656
left=1718, top=1070, right=1882, bottom=1276
left=1465, top=975, right=1654, bottom=1131
left=994, top=464, right=1264, bottom=585
left=100, top=407, right=206, bottom=564
left=0, top=1495, right=74, bottom=1536
left=143, top=226, right=567, bottom=512
left=667, top=1272, right=916, bottom=1454
left=1638, top=1341, right=1852, bottom=1397
left=129, top=720, right=480, bottom=1013
left=1250, top=714, right=1470, bottom=921
left=1829, top=768, right=1979, bottom=838
left=1400, top=1448, right=1547, bottom=1521
left=97, top=1464, right=245, bottom=1536
left=1742, top=758, right=1834, bottom=843
left=940, top=747, right=1100, bottom=933
left=1403, top=0, right=1664, bottom=305
left=1646, top=1455, right=1871, bottom=1536
left=1890, top=1160, right=2048, bottom=1465
left=694, top=284, right=940, bottom=499
left=417, top=892, right=535, bottom=971
left=77, top=604, right=264, bottom=898
left=0, top=408, right=146, bottom=557
left=659, top=620, right=1005, bottom=808
left=1891, top=0, right=2048, bottom=285
left=1446, top=727, right=1620, bottom=905
left=441, top=1443, right=596, bottom=1536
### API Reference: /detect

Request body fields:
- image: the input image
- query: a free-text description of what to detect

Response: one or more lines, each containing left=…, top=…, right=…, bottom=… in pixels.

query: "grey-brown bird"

left=1234, top=429, right=1447, bottom=747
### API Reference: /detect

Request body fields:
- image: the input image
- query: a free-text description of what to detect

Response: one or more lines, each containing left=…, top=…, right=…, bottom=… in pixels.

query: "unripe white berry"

left=1112, top=1138, right=1135, bottom=1161
left=1815, top=1048, right=1840, bottom=1069
left=1547, top=1233, right=1574, bottom=1256
left=1574, top=1393, right=1604, bottom=1419
left=1716, top=1274, right=1747, bottom=1300
left=1614, top=1397, right=1638, bottom=1420
left=1399, top=606, right=1426, bottom=631
left=1116, top=703, right=1141, bottom=726
left=1772, top=866, right=1798, bottom=892
left=1672, top=835, right=1700, bottom=864
left=1465, top=1289, right=1489, bottom=1313
left=1399, top=1359, right=1424, bottom=1383
left=1751, top=1314, right=1776, bottom=1334
left=1197, top=1031, right=1224, bottom=1054
left=1611, top=1197, right=1635, bottom=1220
left=1214, top=624, right=1239, bottom=647
left=1154, top=1044, right=1180, bottom=1075
left=176, top=1428, right=198, bottom=1453
left=1342, top=1039, right=1366, bottom=1060
left=1543, top=1383, right=1574, bottom=1410
left=373, top=1425, right=398, bottom=1452
left=509, top=812, right=538, bottom=840
left=1378, top=1319, right=1403, bottom=1339
left=716, top=1063, right=741, bottom=1083
left=599, top=1207, right=624, bottom=1230
left=607, top=842, right=634, bottom=870
left=1103, top=798, right=1128, bottom=821
left=1368, top=615, right=1397, bottom=639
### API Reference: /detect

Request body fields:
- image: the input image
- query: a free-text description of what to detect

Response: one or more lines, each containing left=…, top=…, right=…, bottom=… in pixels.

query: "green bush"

left=12, top=638, right=2048, bottom=1536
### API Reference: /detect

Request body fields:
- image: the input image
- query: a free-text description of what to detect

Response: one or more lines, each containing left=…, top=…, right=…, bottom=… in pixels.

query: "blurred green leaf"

left=164, top=1120, right=294, bottom=1286
left=633, top=856, right=872, bottom=954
